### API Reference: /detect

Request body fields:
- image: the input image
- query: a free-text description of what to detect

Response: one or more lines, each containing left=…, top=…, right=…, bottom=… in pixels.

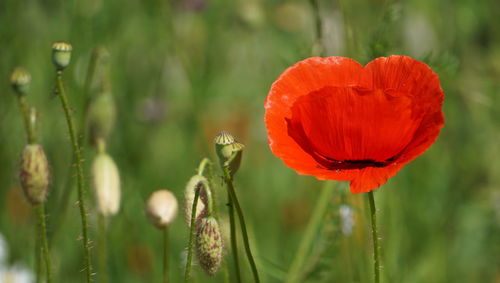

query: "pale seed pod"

left=19, top=144, right=50, bottom=205
left=52, top=42, right=72, bottom=70
left=195, top=216, right=223, bottom=275
left=87, top=91, right=116, bottom=146
left=146, top=190, right=178, bottom=229
left=184, top=175, right=207, bottom=227
left=91, top=152, right=121, bottom=216
left=214, top=131, right=235, bottom=162
left=10, top=67, right=31, bottom=96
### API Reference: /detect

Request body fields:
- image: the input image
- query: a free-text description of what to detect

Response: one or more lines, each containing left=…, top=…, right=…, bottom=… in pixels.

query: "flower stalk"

left=184, top=186, right=200, bottom=282
left=223, top=168, right=260, bottom=283
left=368, top=191, right=380, bottom=283
left=163, top=227, right=169, bottom=283
left=55, top=70, right=93, bottom=282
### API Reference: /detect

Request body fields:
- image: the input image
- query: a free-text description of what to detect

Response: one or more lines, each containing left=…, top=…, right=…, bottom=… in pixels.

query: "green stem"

left=184, top=187, right=200, bottom=282
left=17, top=96, right=35, bottom=144
left=227, top=186, right=241, bottom=283
left=35, top=218, right=42, bottom=283
left=368, top=191, right=380, bottom=283
left=55, top=71, right=93, bottom=282
left=98, top=214, right=108, bottom=283
left=285, top=181, right=335, bottom=283
left=163, top=227, right=169, bottom=283
left=197, top=158, right=211, bottom=176
left=37, top=203, right=52, bottom=283
left=224, top=169, right=260, bottom=283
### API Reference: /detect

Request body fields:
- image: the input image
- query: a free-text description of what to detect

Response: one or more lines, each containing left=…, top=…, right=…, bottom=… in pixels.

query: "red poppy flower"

left=264, top=55, right=444, bottom=193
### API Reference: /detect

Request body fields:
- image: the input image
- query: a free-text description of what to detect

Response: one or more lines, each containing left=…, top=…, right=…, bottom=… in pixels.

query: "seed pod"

left=184, top=175, right=207, bottom=227
left=87, top=91, right=116, bottom=146
left=19, top=144, right=50, bottom=205
left=214, top=131, right=235, bottom=162
left=52, top=42, right=72, bottom=70
left=146, top=190, right=178, bottom=229
left=92, top=152, right=121, bottom=216
left=195, top=216, right=223, bottom=275
left=10, top=67, right=31, bottom=96
left=228, top=142, right=245, bottom=176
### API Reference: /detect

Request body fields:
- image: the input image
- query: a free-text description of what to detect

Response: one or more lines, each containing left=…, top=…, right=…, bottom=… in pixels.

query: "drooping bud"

left=184, top=175, right=208, bottom=227
left=10, top=67, right=31, bottom=96
left=91, top=152, right=121, bottom=216
left=52, top=42, right=73, bottom=70
left=146, top=190, right=178, bottom=229
left=195, top=216, right=223, bottom=275
left=87, top=91, right=116, bottom=146
left=19, top=144, right=50, bottom=205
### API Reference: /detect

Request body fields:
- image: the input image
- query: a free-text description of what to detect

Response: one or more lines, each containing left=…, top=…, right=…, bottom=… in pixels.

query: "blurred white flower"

left=0, top=264, right=34, bottom=283
left=339, top=204, right=355, bottom=236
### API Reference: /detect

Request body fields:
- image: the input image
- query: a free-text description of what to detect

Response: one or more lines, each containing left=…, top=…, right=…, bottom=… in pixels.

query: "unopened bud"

left=10, top=67, right=31, bottom=96
left=184, top=175, right=207, bottom=227
left=87, top=91, right=116, bottom=146
left=19, top=144, right=50, bottom=205
left=52, top=42, right=72, bottom=70
left=146, top=190, right=178, bottom=229
left=195, top=216, right=223, bottom=275
left=92, top=152, right=121, bottom=216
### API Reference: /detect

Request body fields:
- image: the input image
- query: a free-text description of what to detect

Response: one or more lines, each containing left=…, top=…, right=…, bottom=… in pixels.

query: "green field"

left=1, top=0, right=499, bottom=282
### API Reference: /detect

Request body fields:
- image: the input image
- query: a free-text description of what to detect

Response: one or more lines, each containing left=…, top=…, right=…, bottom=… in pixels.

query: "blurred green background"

left=1, top=0, right=499, bottom=282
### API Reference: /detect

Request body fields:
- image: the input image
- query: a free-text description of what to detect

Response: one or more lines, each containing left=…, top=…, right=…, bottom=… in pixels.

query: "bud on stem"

left=19, top=144, right=50, bottom=205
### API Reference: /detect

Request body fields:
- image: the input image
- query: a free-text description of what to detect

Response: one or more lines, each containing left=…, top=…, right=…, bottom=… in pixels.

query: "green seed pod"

left=87, top=91, right=116, bottom=146
left=184, top=175, right=208, bottom=227
left=146, top=190, right=178, bottom=229
left=92, top=152, right=121, bottom=216
left=214, top=131, right=235, bottom=162
left=52, top=42, right=72, bottom=70
left=19, top=144, right=50, bottom=205
left=10, top=67, right=31, bottom=96
left=195, top=216, right=223, bottom=275
left=228, top=142, right=245, bottom=176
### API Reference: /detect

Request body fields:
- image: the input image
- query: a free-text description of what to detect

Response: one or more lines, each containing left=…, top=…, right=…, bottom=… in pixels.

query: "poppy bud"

left=91, top=152, right=121, bottom=216
left=195, top=216, right=223, bottom=275
left=146, top=190, right=178, bottom=229
left=87, top=91, right=116, bottom=146
left=184, top=175, right=208, bottom=227
left=52, top=42, right=73, bottom=70
left=19, top=144, right=50, bottom=205
left=10, top=67, right=31, bottom=96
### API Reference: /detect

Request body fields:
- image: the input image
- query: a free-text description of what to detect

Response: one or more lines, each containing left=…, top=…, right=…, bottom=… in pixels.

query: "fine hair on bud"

left=10, top=67, right=31, bottom=95
left=184, top=175, right=208, bottom=227
left=195, top=216, right=223, bottom=275
left=52, top=41, right=73, bottom=70
left=91, top=152, right=121, bottom=216
left=146, top=190, right=178, bottom=229
left=19, top=144, right=50, bottom=205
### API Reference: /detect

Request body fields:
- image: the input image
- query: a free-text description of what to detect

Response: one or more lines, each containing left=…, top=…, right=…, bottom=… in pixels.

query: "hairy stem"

left=55, top=71, right=93, bottom=282
left=184, top=188, right=200, bottom=282
left=227, top=185, right=241, bottom=283
left=98, top=214, right=108, bottom=283
left=224, top=169, right=260, bottom=283
left=163, top=227, right=169, bottom=283
left=37, top=203, right=52, bottom=283
left=368, top=191, right=380, bottom=283
left=285, top=181, right=335, bottom=283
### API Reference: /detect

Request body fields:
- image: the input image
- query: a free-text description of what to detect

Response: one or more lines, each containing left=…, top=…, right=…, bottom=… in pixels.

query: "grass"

left=0, top=0, right=499, bottom=282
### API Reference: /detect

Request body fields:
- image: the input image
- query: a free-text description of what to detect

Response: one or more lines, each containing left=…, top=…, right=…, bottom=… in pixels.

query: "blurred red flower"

left=265, top=56, right=444, bottom=193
